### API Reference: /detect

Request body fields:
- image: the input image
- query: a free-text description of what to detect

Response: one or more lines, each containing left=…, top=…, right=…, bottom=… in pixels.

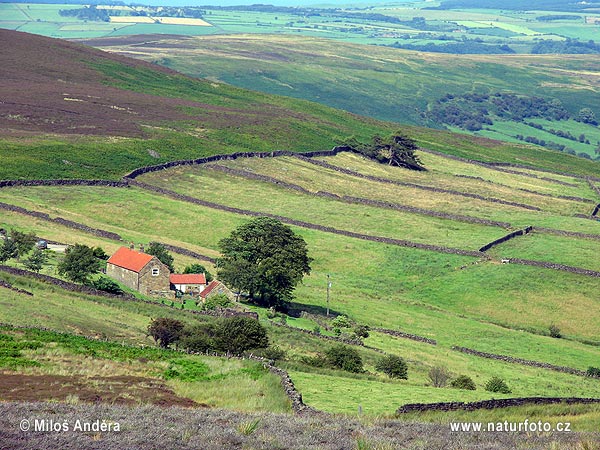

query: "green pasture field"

left=474, top=119, right=600, bottom=158
left=2, top=273, right=599, bottom=419
left=290, top=365, right=600, bottom=417
left=487, top=232, right=600, bottom=272
left=136, top=168, right=508, bottom=250
left=0, top=177, right=599, bottom=348
left=216, top=153, right=594, bottom=222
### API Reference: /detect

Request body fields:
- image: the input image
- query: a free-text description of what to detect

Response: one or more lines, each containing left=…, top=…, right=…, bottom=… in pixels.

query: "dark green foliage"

left=549, top=324, right=562, bottom=339
left=23, top=248, right=48, bottom=273
left=146, top=242, right=175, bottom=272
left=353, top=325, right=370, bottom=339
left=148, top=317, right=185, bottom=349
left=342, top=133, right=425, bottom=171
left=532, top=39, right=600, bottom=55
left=92, top=247, right=109, bottom=261
left=586, top=367, right=600, bottom=378
left=485, top=376, right=511, bottom=394
left=179, top=323, right=217, bottom=353
left=325, top=344, right=364, bottom=373
left=450, top=375, right=477, bottom=390
left=212, top=316, right=269, bottom=355
left=203, top=294, right=231, bottom=310
left=9, top=229, right=37, bottom=260
left=0, top=237, right=18, bottom=263
left=251, top=345, right=286, bottom=361
left=375, top=355, right=408, bottom=379
left=218, top=217, right=312, bottom=310
left=90, top=276, right=123, bottom=295
left=59, top=5, right=110, bottom=22
left=429, top=92, right=570, bottom=132
left=578, top=108, right=598, bottom=125
left=57, top=243, right=102, bottom=283
left=183, top=263, right=213, bottom=282
left=0, top=333, right=42, bottom=370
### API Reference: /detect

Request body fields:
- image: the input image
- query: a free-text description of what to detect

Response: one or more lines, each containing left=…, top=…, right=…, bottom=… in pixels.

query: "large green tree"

left=57, top=243, right=101, bottom=283
left=10, top=229, right=37, bottom=260
left=146, top=242, right=175, bottom=272
left=218, top=217, right=312, bottom=310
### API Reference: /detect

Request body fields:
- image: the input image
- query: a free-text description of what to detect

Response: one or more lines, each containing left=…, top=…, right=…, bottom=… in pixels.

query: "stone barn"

left=106, top=246, right=170, bottom=296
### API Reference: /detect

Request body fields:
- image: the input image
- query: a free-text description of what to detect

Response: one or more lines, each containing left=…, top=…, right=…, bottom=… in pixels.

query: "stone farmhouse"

left=106, top=246, right=171, bottom=296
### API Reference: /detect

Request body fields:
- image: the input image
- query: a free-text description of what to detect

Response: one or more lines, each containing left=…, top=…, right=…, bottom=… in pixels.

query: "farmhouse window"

left=152, top=268, right=160, bottom=276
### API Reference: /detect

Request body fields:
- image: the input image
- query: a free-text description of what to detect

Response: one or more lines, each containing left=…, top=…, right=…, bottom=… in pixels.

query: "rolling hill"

left=1, top=28, right=600, bottom=446
left=84, top=33, right=600, bottom=159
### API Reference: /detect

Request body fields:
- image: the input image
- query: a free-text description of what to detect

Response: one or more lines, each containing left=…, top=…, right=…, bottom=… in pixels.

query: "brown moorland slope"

left=0, top=29, right=199, bottom=137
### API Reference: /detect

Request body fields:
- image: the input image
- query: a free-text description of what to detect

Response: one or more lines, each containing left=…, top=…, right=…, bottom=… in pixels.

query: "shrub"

left=375, top=355, right=408, bottom=379
left=485, top=376, right=511, bottom=394
left=353, top=325, right=370, bottom=339
left=203, top=294, right=231, bottom=311
left=450, top=375, right=476, bottom=390
left=147, top=318, right=185, bottom=349
left=331, top=315, right=351, bottom=328
left=428, top=365, right=451, bottom=388
left=178, top=323, right=216, bottom=353
left=300, top=354, right=328, bottom=368
left=586, top=367, right=600, bottom=378
left=312, top=326, right=321, bottom=334
left=251, top=345, right=286, bottom=361
left=549, top=324, right=562, bottom=339
left=213, top=316, right=269, bottom=355
left=90, top=276, right=123, bottom=295
left=325, top=344, right=363, bottom=373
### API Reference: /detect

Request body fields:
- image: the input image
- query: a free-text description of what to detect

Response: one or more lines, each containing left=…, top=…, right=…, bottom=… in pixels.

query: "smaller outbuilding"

left=199, top=280, right=234, bottom=301
left=169, top=273, right=207, bottom=295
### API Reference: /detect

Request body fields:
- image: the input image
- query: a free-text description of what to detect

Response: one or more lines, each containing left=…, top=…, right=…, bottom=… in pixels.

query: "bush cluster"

left=148, top=316, right=270, bottom=356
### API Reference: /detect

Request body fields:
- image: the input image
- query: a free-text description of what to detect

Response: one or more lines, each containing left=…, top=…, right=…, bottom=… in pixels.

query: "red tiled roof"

left=199, top=280, right=220, bottom=299
left=170, top=274, right=206, bottom=285
left=106, top=247, right=153, bottom=273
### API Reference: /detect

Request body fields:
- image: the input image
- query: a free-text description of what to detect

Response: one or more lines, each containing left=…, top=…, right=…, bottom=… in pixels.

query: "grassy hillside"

left=1, top=148, right=600, bottom=409
left=87, top=34, right=600, bottom=158
left=1, top=28, right=600, bottom=437
left=0, top=29, right=391, bottom=180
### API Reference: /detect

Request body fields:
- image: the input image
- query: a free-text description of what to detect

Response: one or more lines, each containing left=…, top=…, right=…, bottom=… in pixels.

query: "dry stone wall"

left=372, top=327, right=437, bottom=346
left=0, top=180, right=128, bottom=188
left=297, top=156, right=542, bottom=211
left=207, top=165, right=511, bottom=228
left=452, top=346, right=589, bottom=377
left=127, top=179, right=486, bottom=258
left=479, top=226, right=532, bottom=252
left=0, top=201, right=122, bottom=241
left=396, top=397, right=600, bottom=414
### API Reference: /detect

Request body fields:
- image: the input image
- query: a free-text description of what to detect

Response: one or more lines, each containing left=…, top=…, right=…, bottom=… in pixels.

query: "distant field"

left=89, top=33, right=600, bottom=161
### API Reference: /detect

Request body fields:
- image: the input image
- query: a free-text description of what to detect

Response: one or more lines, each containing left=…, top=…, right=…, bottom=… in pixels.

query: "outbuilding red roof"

left=106, top=247, right=153, bottom=273
left=199, top=280, right=221, bottom=299
left=169, top=274, right=207, bottom=285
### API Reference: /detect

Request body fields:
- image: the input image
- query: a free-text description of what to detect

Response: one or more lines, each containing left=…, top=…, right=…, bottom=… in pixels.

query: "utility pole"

left=326, top=274, right=331, bottom=317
